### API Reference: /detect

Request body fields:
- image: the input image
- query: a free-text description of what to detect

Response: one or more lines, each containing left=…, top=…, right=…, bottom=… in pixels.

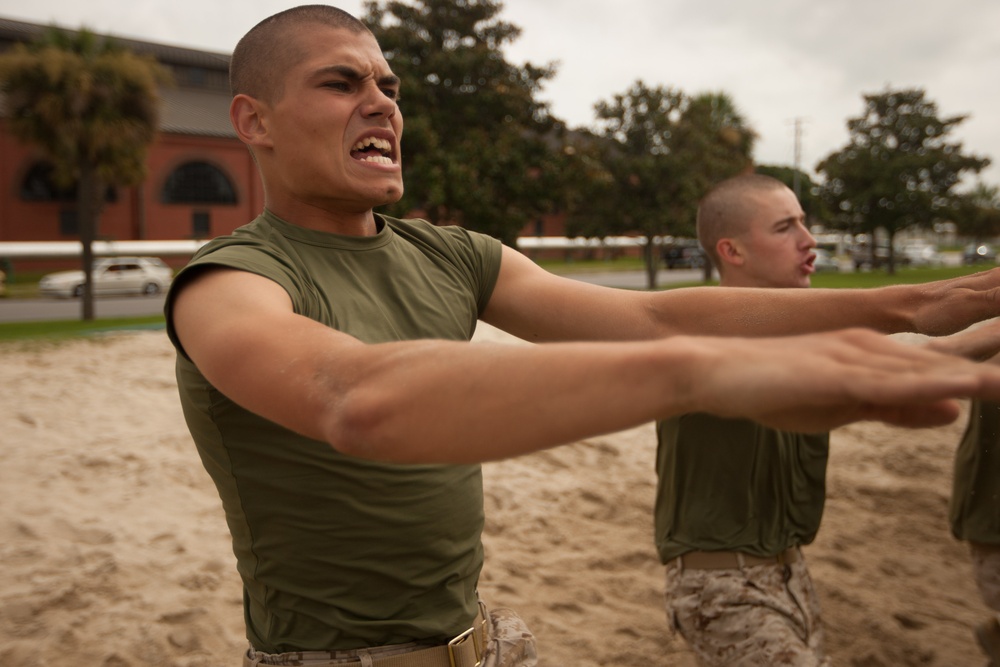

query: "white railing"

left=0, top=240, right=210, bottom=259
left=0, top=236, right=671, bottom=260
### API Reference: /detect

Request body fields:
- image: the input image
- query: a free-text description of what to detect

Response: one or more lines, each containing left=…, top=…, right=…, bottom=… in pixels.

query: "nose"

left=798, top=222, right=817, bottom=249
left=361, top=84, right=397, bottom=119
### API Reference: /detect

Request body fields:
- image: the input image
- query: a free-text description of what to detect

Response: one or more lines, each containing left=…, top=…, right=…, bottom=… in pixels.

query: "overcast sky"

left=3, top=0, right=998, bottom=185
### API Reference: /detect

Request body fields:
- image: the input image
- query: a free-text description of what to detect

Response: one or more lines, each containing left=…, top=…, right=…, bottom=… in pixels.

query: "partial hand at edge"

left=688, top=327, right=1000, bottom=434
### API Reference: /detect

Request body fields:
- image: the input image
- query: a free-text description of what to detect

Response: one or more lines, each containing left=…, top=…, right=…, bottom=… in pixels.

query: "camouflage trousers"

left=665, top=557, right=830, bottom=667
left=971, top=542, right=1000, bottom=612
left=243, top=604, right=537, bottom=667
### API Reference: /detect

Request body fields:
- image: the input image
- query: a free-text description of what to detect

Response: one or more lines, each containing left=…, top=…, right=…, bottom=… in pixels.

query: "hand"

left=924, top=317, right=1000, bottom=361
left=690, top=328, right=1000, bottom=433
left=911, top=268, right=1000, bottom=336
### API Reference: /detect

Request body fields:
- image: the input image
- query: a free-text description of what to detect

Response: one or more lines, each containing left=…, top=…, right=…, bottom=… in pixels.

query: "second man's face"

left=735, top=188, right=817, bottom=289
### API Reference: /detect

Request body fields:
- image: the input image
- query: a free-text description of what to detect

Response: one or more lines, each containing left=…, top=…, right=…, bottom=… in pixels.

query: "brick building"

left=0, top=16, right=262, bottom=260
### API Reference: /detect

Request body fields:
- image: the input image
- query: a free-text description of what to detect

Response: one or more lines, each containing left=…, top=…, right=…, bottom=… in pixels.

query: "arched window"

left=21, top=162, right=78, bottom=202
left=162, top=161, right=237, bottom=204
left=20, top=162, right=118, bottom=203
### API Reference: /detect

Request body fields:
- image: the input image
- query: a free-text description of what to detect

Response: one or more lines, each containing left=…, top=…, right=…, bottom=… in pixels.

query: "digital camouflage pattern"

left=481, top=606, right=538, bottom=667
left=971, top=543, right=1000, bottom=611
left=665, top=559, right=830, bottom=667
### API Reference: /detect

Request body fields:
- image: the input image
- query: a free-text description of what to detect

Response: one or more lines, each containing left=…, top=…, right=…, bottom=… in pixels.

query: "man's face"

left=257, top=26, right=404, bottom=212
left=730, top=187, right=816, bottom=289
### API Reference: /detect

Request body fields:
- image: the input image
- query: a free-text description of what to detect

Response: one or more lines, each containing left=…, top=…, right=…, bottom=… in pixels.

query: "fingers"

left=914, top=268, right=1000, bottom=336
left=924, top=318, right=1000, bottom=361
left=854, top=400, right=963, bottom=429
left=710, top=328, right=996, bottom=433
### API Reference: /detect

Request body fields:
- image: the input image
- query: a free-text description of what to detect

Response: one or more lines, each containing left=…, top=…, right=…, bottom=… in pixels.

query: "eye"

left=323, top=81, right=351, bottom=92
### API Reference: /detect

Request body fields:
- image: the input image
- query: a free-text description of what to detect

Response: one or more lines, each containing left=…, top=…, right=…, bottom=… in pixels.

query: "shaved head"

left=697, top=173, right=791, bottom=269
left=230, top=4, right=371, bottom=104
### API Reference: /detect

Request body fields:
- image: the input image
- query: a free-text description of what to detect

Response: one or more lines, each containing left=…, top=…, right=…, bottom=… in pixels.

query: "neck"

left=265, top=197, right=380, bottom=236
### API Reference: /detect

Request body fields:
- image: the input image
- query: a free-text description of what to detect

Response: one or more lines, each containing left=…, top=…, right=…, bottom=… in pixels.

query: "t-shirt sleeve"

left=432, top=225, right=502, bottom=316
left=164, top=238, right=304, bottom=360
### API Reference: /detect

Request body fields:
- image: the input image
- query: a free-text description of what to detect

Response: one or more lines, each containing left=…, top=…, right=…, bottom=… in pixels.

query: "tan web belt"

left=674, top=546, right=801, bottom=570
left=243, top=603, right=489, bottom=667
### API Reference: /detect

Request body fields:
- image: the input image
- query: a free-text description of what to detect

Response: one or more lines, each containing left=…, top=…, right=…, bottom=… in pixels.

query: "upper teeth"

left=354, top=137, right=391, bottom=153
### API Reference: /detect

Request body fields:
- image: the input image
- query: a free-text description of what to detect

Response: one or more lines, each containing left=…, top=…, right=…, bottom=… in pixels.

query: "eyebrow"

left=771, top=214, right=804, bottom=229
left=313, top=64, right=400, bottom=88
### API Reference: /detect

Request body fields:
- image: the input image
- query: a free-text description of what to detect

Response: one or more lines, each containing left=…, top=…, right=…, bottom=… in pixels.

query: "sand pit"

left=0, top=325, right=992, bottom=666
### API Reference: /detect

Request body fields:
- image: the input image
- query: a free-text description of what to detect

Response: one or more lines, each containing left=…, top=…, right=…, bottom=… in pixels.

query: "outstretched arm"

left=172, top=266, right=1000, bottom=465
left=483, top=246, right=1000, bottom=342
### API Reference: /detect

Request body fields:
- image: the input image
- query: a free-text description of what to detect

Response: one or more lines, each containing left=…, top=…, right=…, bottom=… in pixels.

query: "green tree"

left=957, top=181, right=1000, bottom=244
left=0, top=26, right=168, bottom=319
left=363, top=0, right=565, bottom=246
left=569, top=82, right=755, bottom=288
left=816, top=87, right=989, bottom=274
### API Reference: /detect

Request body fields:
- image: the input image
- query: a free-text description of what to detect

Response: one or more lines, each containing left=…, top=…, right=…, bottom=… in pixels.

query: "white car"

left=39, top=257, right=173, bottom=298
left=900, top=242, right=944, bottom=267
left=812, top=248, right=841, bottom=272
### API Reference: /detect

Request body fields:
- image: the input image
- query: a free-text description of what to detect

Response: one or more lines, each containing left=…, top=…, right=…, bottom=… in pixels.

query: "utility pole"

left=792, top=117, right=803, bottom=198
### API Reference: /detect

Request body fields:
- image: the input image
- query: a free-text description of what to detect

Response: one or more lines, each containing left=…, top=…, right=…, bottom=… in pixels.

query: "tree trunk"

left=644, top=237, right=659, bottom=290
left=886, top=231, right=897, bottom=276
left=702, top=256, right=714, bottom=283
left=76, top=165, right=104, bottom=321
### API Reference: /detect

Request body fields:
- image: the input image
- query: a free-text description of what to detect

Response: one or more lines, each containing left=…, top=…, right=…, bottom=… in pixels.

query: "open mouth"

left=351, top=136, right=394, bottom=165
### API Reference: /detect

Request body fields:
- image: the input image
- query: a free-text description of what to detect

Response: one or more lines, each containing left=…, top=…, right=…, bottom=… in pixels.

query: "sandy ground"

left=0, top=325, right=993, bottom=666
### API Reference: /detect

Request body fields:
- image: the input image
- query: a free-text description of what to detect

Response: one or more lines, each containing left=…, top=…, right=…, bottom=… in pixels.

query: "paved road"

left=0, top=294, right=168, bottom=323
left=0, top=269, right=707, bottom=323
left=566, top=267, right=705, bottom=289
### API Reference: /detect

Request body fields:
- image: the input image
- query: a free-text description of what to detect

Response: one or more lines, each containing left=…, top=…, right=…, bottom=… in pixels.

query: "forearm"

left=643, top=284, right=916, bottom=337
left=320, top=337, right=701, bottom=463
left=316, top=326, right=1000, bottom=464
left=649, top=268, right=1000, bottom=339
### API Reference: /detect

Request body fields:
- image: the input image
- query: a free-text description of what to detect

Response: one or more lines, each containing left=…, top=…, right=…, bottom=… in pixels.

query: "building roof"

left=0, top=15, right=234, bottom=138
left=0, top=16, right=230, bottom=70
left=160, top=87, right=235, bottom=138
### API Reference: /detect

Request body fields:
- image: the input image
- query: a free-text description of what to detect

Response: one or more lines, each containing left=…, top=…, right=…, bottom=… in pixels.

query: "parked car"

left=963, top=243, right=997, bottom=265
left=850, top=240, right=892, bottom=270
left=812, top=248, right=841, bottom=272
left=662, top=244, right=706, bottom=270
left=899, top=242, right=944, bottom=267
left=39, top=257, right=173, bottom=298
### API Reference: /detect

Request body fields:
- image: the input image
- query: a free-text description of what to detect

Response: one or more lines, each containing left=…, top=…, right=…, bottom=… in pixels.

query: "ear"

left=716, top=238, right=745, bottom=268
left=230, top=94, right=272, bottom=148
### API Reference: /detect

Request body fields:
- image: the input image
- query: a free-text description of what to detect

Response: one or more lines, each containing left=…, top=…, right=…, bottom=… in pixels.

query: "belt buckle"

left=447, top=625, right=481, bottom=667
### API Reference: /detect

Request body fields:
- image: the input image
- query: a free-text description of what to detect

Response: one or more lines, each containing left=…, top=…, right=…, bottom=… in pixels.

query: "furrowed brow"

left=315, top=65, right=363, bottom=82
left=314, top=65, right=399, bottom=88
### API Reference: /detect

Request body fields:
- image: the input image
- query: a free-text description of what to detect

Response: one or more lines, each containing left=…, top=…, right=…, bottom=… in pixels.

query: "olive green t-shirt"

left=165, top=211, right=502, bottom=653
left=654, top=413, right=829, bottom=563
left=950, top=400, right=1000, bottom=544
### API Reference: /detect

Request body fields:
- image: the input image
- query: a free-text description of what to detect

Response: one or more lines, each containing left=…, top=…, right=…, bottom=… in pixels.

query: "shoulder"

left=382, top=215, right=501, bottom=272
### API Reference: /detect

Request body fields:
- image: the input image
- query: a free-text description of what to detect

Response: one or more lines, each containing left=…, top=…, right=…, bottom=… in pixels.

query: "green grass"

left=2, top=270, right=48, bottom=298
left=809, top=265, right=987, bottom=288
left=0, top=315, right=165, bottom=343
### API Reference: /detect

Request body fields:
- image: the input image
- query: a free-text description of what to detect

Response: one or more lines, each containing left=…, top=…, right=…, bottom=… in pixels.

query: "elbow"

left=320, top=387, right=400, bottom=462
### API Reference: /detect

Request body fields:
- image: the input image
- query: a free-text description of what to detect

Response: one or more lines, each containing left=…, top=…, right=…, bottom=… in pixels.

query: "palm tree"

left=0, top=26, right=169, bottom=319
